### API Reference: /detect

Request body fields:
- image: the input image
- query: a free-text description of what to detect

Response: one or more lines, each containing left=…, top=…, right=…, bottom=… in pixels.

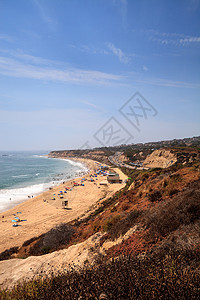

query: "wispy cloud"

left=179, top=36, right=200, bottom=45
left=33, top=0, right=56, bottom=29
left=0, top=52, right=199, bottom=89
left=0, top=54, right=124, bottom=86
left=81, top=100, right=105, bottom=112
left=112, top=0, right=128, bottom=28
left=13, top=52, right=59, bottom=66
left=107, top=43, right=130, bottom=64
left=69, top=44, right=110, bottom=56
left=135, top=76, right=200, bottom=89
left=144, top=29, right=200, bottom=46
left=22, top=29, right=41, bottom=40
left=0, top=34, right=14, bottom=43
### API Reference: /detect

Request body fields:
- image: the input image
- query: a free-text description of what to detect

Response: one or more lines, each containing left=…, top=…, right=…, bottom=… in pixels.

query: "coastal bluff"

left=143, top=149, right=177, bottom=169
left=48, top=149, right=111, bottom=165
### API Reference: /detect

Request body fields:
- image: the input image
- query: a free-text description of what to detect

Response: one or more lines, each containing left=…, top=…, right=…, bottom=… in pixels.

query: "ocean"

left=0, top=151, right=88, bottom=213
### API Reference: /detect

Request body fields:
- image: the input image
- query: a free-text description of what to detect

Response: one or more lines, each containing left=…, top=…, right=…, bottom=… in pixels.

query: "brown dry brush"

left=29, top=223, right=75, bottom=255
left=0, top=253, right=199, bottom=300
left=0, top=247, right=19, bottom=261
left=144, top=180, right=200, bottom=240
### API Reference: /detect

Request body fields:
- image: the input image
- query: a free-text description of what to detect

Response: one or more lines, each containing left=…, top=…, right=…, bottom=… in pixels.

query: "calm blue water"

left=0, top=151, right=88, bottom=212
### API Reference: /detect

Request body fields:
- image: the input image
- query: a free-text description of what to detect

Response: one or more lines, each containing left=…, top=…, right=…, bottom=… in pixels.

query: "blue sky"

left=0, top=0, right=199, bottom=150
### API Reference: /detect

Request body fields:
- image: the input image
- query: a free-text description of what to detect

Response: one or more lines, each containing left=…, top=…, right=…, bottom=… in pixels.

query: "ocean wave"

left=11, top=174, right=29, bottom=178
left=0, top=183, right=51, bottom=213
left=32, top=155, right=48, bottom=158
left=0, top=155, right=89, bottom=213
left=64, top=159, right=88, bottom=171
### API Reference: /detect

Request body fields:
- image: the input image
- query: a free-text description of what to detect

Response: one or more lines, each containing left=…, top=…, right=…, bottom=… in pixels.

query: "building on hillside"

left=107, top=172, right=120, bottom=183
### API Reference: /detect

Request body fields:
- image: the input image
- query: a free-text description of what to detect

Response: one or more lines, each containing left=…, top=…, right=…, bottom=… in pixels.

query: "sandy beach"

left=0, top=158, right=127, bottom=254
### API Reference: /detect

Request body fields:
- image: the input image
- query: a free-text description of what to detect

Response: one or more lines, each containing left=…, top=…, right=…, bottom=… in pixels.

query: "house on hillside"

left=107, top=172, right=120, bottom=183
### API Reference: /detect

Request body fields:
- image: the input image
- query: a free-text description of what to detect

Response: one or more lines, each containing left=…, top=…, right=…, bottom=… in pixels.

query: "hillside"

left=0, top=144, right=200, bottom=298
left=49, top=136, right=200, bottom=168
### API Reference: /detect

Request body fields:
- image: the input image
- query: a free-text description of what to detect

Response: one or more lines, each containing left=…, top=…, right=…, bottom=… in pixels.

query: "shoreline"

left=0, top=157, right=127, bottom=254
left=0, top=156, right=89, bottom=214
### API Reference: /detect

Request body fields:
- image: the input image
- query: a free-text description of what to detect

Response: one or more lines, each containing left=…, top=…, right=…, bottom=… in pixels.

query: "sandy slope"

left=0, top=225, right=137, bottom=289
left=0, top=232, right=104, bottom=289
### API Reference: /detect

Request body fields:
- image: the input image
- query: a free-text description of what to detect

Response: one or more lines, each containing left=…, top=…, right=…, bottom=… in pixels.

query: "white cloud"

left=107, top=43, right=130, bottom=64
left=179, top=36, right=200, bottom=44
left=0, top=54, right=124, bottom=86
left=0, top=52, right=199, bottom=90
left=145, top=30, right=200, bottom=46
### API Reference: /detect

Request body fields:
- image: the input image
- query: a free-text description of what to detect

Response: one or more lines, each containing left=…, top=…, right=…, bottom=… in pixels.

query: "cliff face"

left=143, top=149, right=177, bottom=169
left=49, top=150, right=111, bottom=164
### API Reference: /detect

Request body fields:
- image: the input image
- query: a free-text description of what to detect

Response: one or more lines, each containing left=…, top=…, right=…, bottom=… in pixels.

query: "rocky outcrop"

left=143, top=149, right=177, bottom=169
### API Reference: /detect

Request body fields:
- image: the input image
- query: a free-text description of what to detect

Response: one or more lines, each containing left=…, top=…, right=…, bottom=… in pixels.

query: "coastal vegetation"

left=0, top=143, right=200, bottom=299
left=1, top=252, right=199, bottom=299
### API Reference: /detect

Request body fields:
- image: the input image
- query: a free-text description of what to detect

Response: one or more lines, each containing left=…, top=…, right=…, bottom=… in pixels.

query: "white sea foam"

left=0, top=156, right=89, bottom=213
left=11, top=174, right=29, bottom=178
left=64, top=159, right=88, bottom=172
left=0, top=183, right=51, bottom=213
left=32, top=155, right=48, bottom=158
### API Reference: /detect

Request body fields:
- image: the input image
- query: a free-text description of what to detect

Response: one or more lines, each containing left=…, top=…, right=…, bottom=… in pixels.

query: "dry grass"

left=1, top=253, right=199, bottom=299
